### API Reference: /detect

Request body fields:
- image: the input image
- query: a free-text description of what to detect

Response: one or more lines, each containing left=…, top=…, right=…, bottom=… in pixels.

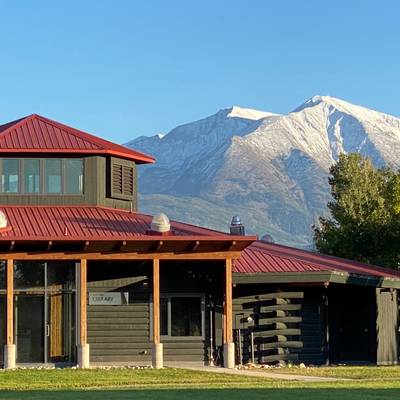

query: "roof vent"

left=230, top=215, right=245, bottom=235
left=0, top=210, right=8, bottom=229
left=0, top=209, right=11, bottom=234
left=261, top=233, right=274, bottom=243
left=151, top=213, right=171, bottom=233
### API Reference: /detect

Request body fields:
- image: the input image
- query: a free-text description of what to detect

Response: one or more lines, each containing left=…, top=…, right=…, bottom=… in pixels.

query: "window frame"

left=23, top=158, right=41, bottom=194
left=0, top=158, right=21, bottom=194
left=150, top=293, right=206, bottom=341
left=0, top=158, right=84, bottom=195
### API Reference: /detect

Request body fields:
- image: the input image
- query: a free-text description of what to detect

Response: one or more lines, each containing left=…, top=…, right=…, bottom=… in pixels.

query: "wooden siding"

left=376, top=288, right=399, bottom=365
left=88, top=300, right=151, bottom=363
left=87, top=269, right=151, bottom=363
left=87, top=261, right=223, bottom=364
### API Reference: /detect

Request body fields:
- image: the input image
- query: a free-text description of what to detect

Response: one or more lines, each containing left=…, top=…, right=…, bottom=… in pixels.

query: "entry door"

left=15, top=295, right=45, bottom=363
left=16, top=293, right=75, bottom=364
left=47, top=292, right=75, bottom=364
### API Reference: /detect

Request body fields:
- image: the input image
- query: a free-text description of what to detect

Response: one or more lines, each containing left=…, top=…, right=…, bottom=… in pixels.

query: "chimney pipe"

left=230, top=215, right=245, bottom=235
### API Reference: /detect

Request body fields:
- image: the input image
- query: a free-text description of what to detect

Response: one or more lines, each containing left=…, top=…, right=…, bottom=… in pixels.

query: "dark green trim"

left=233, top=272, right=332, bottom=285
left=234, top=271, right=400, bottom=289
left=329, top=272, right=400, bottom=289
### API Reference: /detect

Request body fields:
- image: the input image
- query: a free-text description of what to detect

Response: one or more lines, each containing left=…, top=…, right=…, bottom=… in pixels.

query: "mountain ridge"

left=126, top=96, right=400, bottom=248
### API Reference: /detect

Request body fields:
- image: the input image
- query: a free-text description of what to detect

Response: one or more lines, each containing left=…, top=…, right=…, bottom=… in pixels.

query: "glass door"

left=15, top=295, right=45, bottom=363
left=14, top=261, right=76, bottom=365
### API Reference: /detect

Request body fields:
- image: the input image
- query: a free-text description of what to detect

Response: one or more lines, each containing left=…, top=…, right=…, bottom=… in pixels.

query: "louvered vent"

left=122, top=165, right=134, bottom=196
left=111, top=161, right=135, bottom=200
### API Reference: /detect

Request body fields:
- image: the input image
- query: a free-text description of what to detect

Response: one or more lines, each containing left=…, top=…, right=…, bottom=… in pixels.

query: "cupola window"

left=45, top=159, right=62, bottom=193
left=24, top=159, right=40, bottom=193
left=1, top=159, right=19, bottom=193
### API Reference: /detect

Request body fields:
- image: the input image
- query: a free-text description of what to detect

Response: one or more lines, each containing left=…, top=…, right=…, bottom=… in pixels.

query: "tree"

left=314, top=153, right=400, bottom=269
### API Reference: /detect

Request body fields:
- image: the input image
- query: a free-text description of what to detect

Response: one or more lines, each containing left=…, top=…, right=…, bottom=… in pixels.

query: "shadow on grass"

left=0, top=389, right=399, bottom=400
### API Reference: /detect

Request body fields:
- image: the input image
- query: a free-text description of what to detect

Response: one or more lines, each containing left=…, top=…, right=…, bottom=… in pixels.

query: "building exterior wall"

left=328, top=285, right=377, bottom=364
left=0, top=156, right=138, bottom=211
left=232, top=283, right=391, bottom=366
left=86, top=260, right=223, bottom=365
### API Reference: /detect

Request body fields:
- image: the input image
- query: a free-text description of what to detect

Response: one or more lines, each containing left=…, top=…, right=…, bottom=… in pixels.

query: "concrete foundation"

left=4, top=344, right=16, bottom=369
left=223, top=342, right=235, bottom=369
left=77, top=344, right=90, bottom=368
left=152, top=343, right=163, bottom=369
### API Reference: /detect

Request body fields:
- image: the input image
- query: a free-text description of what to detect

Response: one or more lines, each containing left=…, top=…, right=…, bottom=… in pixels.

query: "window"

left=0, top=158, right=84, bottom=195
left=65, top=159, right=84, bottom=194
left=1, top=159, right=19, bottom=193
left=158, top=295, right=204, bottom=338
left=45, top=159, right=62, bottom=193
left=24, top=159, right=40, bottom=193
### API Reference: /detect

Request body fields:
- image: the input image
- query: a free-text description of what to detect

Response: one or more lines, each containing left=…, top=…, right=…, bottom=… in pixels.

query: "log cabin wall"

left=233, top=284, right=328, bottom=365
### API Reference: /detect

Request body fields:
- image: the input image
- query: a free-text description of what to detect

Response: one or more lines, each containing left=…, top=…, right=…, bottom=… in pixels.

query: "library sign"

left=89, top=292, right=129, bottom=306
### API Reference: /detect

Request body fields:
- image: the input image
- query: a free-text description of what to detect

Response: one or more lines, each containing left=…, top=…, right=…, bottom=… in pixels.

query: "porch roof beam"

left=0, top=250, right=242, bottom=260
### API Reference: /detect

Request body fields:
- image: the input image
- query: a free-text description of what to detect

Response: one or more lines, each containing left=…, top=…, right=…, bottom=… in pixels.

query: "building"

left=0, top=114, right=399, bottom=369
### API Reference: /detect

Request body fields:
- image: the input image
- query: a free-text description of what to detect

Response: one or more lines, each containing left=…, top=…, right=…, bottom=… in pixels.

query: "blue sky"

left=1, top=0, right=399, bottom=143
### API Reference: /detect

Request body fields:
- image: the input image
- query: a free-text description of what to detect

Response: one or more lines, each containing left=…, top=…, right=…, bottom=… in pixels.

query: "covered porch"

left=0, top=237, right=252, bottom=369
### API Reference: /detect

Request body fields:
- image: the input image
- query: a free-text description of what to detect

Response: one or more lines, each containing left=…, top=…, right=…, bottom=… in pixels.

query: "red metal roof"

left=235, top=241, right=400, bottom=280
left=0, top=205, right=248, bottom=242
left=0, top=204, right=397, bottom=281
left=0, top=114, right=154, bottom=164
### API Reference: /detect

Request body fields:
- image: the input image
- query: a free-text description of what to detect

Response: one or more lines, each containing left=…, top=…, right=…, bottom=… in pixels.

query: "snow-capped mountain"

left=126, top=97, right=400, bottom=248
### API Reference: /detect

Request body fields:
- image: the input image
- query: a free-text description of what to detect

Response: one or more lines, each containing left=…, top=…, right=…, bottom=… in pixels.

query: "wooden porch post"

left=223, top=258, right=235, bottom=368
left=4, top=259, right=15, bottom=369
left=152, top=258, right=163, bottom=368
left=77, top=259, right=89, bottom=368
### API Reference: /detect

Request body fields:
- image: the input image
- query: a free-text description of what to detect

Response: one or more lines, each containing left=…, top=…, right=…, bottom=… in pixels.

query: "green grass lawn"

left=268, top=365, right=400, bottom=379
left=0, top=367, right=398, bottom=400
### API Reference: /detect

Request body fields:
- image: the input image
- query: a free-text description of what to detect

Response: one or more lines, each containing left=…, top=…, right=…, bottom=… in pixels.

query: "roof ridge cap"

left=32, top=114, right=104, bottom=149
left=0, top=114, right=33, bottom=136
left=33, top=114, right=155, bottom=162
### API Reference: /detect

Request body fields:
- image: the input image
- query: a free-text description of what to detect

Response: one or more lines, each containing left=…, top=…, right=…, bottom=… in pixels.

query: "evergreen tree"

left=314, top=153, right=400, bottom=269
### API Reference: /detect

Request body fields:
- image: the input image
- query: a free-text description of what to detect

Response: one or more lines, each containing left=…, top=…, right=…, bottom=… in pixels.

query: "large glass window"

left=159, top=295, right=204, bottom=338
left=65, top=159, right=83, bottom=194
left=45, top=159, right=62, bottom=193
left=24, top=159, right=40, bottom=193
left=14, top=261, right=45, bottom=290
left=0, top=158, right=84, bottom=195
left=1, top=159, right=19, bottom=193
left=47, top=262, right=75, bottom=290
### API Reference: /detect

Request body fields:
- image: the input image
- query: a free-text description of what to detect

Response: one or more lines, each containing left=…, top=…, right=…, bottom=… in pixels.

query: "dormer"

left=0, top=114, right=154, bottom=210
